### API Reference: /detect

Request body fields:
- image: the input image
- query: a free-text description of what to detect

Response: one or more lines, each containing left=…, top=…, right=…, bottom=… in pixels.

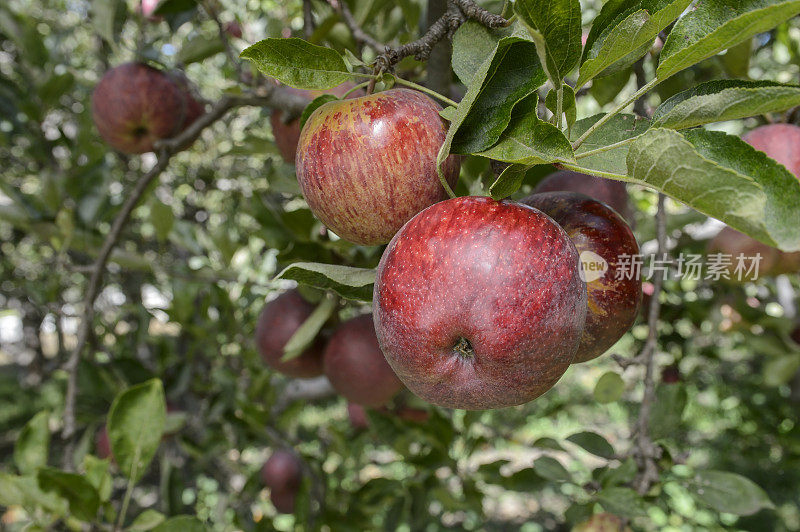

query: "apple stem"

left=341, top=81, right=372, bottom=99
left=452, top=337, right=475, bottom=360
left=391, top=76, right=458, bottom=108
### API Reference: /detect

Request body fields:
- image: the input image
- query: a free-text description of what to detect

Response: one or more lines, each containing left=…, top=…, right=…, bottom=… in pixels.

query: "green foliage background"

left=0, top=0, right=799, bottom=530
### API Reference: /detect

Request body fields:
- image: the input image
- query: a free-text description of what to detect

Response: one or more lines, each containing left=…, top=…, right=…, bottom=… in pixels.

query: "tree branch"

left=303, top=0, right=315, bottom=39
left=60, top=87, right=309, bottom=469
left=374, top=0, right=509, bottom=72
left=632, top=193, right=667, bottom=495
left=201, top=0, right=244, bottom=83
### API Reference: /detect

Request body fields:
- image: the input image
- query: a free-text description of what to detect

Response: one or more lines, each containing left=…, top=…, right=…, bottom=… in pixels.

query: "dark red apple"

left=171, top=74, right=205, bottom=131
left=261, top=450, right=303, bottom=514
left=791, top=323, right=800, bottom=346
left=323, top=315, right=403, bottom=407
left=347, top=402, right=370, bottom=429
left=661, top=365, right=681, bottom=384
left=707, top=227, right=782, bottom=280
left=534, top=170, right=633, bottom=224
left=95, top=425, right=112, bottom=461
left=743, top=123, right=800, bottom=179
left=520, top=192, right=641, bottom=363
left=92, top=63, right=188, bottom=154
left=224, top=21, right=243, bottom=39
left=270, top=83, right=363, bottom=163
left=372, top=196, right=586, bottom=410
left=296, top=88, right=462, bottom=245
left=255, top=290, right=325, bottom=378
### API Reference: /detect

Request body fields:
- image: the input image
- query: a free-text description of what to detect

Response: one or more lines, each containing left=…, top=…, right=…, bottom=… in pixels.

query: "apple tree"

left=1, top=0, right=800, bottom=530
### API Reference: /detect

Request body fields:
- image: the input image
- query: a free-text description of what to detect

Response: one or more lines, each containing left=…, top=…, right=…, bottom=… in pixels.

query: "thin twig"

left=303, top=0, right=315, bottom=39
left=60, top=88, right=309, bottom=470
left=327, top=0, right=383, bottom=52
left=201, top=0, right=244, bottom=83
left=632, top=193, right=667, bottom=495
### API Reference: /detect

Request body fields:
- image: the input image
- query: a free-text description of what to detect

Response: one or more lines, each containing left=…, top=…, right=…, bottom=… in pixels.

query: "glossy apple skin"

left=270, top=84, right=362, bottom=163
left=373, top=196, right=586, bottom=410
left=255, top=290, right=325, bottom=378
left=520, top=192, right=641, bottom=363
left=261, top=450, right=303, bottom=514
left=743, top=123, right=800, bottom=179
left=92, top=63, right=189, bottom=154
left=296, top=89, right=461, bottom=245
left=534, top=170, right=633, bottom=224
left=324, top=315, right=403, bottom=407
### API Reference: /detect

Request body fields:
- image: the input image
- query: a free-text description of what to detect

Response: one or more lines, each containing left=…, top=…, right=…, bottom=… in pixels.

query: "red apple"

left=707, top=227, right=782, bottom=280
left=255, top=290, right=325, bottom=378
left=373, top=196, right=586, bottom=410
left=261, top=450, right=303, bottom=514
left=520, top=192, right=641, bottom=363
left=137, top=0, right=163, bottom=22
left=573, top=513, right=632, bottom=532
left=743, top=123, right=800, bottom=179
left=224, top=21, right=243, bottom=39
left=270, top=83, right=363, bottom=163
left=296, top=88, right=461, bottom=245
left=791, top=323, right=800, bottom=346
left=95, top=425, right=112, bottom=461
left=661, top=365, right=681, bottom=384
left=92, top=63, right=189, bottom=154
left=323, top=315, right=403, bottom=407
left=534, top=170, right=633, bottom=224
left=347, top=402, right=370, bottom=429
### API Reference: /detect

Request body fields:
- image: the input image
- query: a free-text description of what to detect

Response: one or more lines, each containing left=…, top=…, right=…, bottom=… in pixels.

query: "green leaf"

left=107, top=379, right=166, bottom=482
left=763, top=354, right=800, bottom=387
left=566, top=431, right=615, bottom=459
left=514, top=0, right=582, bottom=84
left=282, top=294, right=337, bottom=361
left=590, top=67, right=632, bottom=107
left=83, top=454, right=112, bottom=502
left=648, top=383, right=687, bottom=441
left=657, top=0, right=800, bottom=80
left=240, top=38, right=352, bottom=89
left=476, top=94, right=575, bottom=166
left=451, top=21, right=512, bottom=85
left=596, top=487, right=649, bottom=517
left=93, top=0, right=121, bottom=45
left=276, top=262, right=376, bottom=301
left=14, top=411, right=50, bottom=475
left=545, top=84, right=577, bottom=132
left=177, top=34, right=225, bottom=65
left=152, top=516, right=206, bottom=532
left=721, top=38, right=752, bottom=78
left=450, top=38, right=548, bottom=154
left=439, top=106, right=457, bottom=122
left=0, top=472, right=67, bottom=515
left=489, top=164, right=528, bottom=200
left=594, top=371, right=625, bottom=404
left=37, top=468, right=100, bottom=522
left=578, top=0, right=692, bottom=87
left=598, top=458, right=637, bottom=487
left=571, top=113, right=651, bottom=177
left=685, top=470, right=774, bottom=515
left=533, top=456, right=572, bottom=482
left=128, top=509, right=167, bottom=531
left=652, top=80, right=800, bottom=130
left=153, top=0, right=197, bottom=15
left=299, top=94, right=338, bottom=130
left=150, top=199, right=174, bottom=242
left=627, top=128, right=800, bottom=251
